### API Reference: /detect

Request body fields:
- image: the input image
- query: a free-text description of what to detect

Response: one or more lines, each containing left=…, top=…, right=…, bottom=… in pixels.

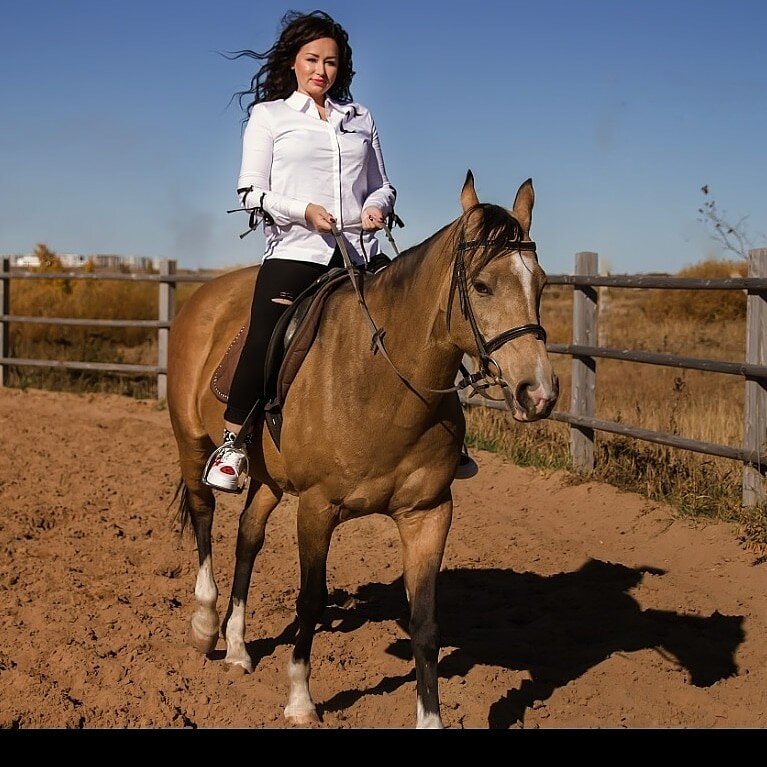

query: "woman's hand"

left=362, top=206, right=385, bottom=231
left=305, top=203, right=336, bottom=233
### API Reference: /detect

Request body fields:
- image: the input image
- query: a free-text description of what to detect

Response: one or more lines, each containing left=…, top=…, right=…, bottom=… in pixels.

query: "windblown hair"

left=227, top=10, right=355, bottom=117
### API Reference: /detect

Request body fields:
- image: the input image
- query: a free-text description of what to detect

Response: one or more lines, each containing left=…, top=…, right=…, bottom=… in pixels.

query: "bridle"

left=449, top=236, right=547, bottom=400
left=329, top=220, right=547, bottom=403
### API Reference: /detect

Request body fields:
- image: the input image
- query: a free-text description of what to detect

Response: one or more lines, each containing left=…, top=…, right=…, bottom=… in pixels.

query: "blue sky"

left=1, top=0, right=765, bottom=274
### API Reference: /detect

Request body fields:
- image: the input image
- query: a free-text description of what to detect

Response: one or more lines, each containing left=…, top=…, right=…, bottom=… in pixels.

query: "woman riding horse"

left=168, top=169, right=559, bottom=727
left=203, top=10, right=477, bottom=491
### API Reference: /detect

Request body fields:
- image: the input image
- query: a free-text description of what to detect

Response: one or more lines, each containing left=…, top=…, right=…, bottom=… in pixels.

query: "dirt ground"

left=1, top=387, right=766, bottom=729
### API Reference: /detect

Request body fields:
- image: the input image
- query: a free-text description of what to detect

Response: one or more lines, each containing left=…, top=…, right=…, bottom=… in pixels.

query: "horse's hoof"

left=224, top=656, right=253, bottom=674
left=284, top=707, right=320, bottom=726
left=188, top=621, right=219, bottom=655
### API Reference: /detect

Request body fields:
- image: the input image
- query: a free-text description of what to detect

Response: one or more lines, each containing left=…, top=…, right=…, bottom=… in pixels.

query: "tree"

left=698, top=185, right=754, bottom=260
left=32, top=243, right=71, bottom=294
left=32, top=243, right=63, bottom=271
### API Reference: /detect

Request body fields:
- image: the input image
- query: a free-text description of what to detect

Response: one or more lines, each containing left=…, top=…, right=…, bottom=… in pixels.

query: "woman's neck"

left=296, top=88, right=328, bottom=120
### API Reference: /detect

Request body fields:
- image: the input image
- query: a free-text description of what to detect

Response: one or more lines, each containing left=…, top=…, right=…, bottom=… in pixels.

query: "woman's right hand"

left=305, top=203, right=336, bottom=233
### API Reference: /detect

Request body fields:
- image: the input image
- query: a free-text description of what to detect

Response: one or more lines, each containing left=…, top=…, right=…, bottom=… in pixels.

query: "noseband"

left=452, top=238, right=547, bottom=397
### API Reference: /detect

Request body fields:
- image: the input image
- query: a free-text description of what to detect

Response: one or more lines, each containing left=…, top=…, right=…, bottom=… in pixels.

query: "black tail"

left=169, top=477, right=192, bottom=536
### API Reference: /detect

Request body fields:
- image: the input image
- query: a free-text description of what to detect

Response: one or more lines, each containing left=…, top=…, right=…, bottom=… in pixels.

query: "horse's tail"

left=169, top=477, right=192, bottom=536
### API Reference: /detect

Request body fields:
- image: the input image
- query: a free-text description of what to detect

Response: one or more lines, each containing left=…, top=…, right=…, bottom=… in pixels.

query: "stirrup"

left=202, top=442, right=250, bottom=494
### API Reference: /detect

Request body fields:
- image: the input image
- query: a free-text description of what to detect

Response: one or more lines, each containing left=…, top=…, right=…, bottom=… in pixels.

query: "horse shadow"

left=309, top=558, right=745, bottom=728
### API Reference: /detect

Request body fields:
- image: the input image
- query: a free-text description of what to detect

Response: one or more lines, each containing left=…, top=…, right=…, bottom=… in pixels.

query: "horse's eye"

left=473, top=281, right=492, bottom=296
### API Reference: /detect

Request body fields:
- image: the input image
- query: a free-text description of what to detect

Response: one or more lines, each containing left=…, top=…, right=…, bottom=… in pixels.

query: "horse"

left=167, top=171, right=559, bottom=728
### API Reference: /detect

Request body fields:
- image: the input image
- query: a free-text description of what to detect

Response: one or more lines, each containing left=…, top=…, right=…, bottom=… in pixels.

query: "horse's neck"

left=365, top=231, right=462, bottom=392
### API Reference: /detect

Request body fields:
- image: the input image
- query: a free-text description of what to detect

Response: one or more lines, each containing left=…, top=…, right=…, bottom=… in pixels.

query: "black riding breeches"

left=223, top=249, right=344, bottom=425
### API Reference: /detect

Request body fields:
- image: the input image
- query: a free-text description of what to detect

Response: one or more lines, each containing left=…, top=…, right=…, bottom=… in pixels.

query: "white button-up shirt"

left=238, top=90, right=397, bottom=265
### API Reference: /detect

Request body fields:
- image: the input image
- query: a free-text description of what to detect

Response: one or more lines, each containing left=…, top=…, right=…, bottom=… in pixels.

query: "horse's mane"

left=381, top=203, right=525, bottom=288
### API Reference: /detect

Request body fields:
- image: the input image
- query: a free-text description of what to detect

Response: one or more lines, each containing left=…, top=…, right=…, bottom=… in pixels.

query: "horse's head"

left=445, top=171, right=559, bottom=421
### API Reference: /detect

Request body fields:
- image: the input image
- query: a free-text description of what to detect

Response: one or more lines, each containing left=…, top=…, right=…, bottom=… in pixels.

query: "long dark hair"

left=227, top=10, right=355, bottom=116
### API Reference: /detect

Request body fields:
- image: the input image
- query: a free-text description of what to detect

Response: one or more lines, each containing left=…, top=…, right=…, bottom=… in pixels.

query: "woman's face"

left=292, top=37, right=339, bottom=102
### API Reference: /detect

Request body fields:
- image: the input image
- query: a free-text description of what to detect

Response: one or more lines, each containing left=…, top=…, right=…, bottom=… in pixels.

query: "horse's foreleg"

left=184, top=481, right=220, bottom=655
left=221, top=481, right=283, bottom=672
left=395, top=498, right=453, bottom=729
left=284, top=497, right=336, bottom=725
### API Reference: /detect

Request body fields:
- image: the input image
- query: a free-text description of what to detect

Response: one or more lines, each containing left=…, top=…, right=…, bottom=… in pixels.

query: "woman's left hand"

left=362, top=207, right=385, bottom=231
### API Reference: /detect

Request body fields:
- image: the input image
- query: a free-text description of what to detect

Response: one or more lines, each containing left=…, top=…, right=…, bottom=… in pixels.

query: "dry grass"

left=3, top=256, right=765, bottom=544
left=5, top=271, right=205, bottom=397
left=465, top=257, right=766, bottom=545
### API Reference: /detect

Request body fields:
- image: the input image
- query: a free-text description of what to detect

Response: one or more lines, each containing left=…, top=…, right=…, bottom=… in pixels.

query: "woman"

left=204, top=10, right=476, bottom=491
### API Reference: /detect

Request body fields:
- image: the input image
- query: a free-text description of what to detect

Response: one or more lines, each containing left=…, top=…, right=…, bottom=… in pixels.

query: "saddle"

left=210, top=267, right=355, bottom=449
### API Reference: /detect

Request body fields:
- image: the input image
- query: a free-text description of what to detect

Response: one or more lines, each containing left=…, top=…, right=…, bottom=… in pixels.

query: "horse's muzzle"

left=509, top=373, right=559, bottom=422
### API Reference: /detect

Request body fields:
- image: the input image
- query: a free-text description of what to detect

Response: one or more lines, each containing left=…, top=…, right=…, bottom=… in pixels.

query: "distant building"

left=12, top=254, right=40, bottom=268
left=59, top=253, right=89, bottom=268
left=89, top=254, right=123, bottom=270
left=4, top=252, right=162, bottom=271
left=124, top=255, right=155, bottom=271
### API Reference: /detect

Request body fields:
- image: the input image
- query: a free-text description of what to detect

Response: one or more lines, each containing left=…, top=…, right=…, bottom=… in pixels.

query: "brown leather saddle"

left=210, top=267, right=354, bottom=449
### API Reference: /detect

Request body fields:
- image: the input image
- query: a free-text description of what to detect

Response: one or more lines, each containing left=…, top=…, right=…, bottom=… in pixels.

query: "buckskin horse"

left=167, top=172, right=559, bottom=728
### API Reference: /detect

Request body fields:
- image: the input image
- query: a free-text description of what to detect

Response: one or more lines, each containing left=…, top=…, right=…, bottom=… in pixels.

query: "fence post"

left=743, top=248, right=767, bottom=506
left=570, top=251, right=598, bottom=472
left=0, top=257, right=9, bottom=387
left=157, top=259, right=176, bottom=401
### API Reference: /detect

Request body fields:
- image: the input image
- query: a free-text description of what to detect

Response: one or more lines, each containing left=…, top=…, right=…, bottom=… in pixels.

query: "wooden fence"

left=2, top=249, right=767, bottom=506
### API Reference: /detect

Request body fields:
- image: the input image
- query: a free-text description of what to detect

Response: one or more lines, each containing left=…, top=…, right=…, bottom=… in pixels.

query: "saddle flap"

left=210, top=325, right=247, bottom=403
left=274, top=270, right=351, bottom=405
left=210, top=267, right=352, bottom=406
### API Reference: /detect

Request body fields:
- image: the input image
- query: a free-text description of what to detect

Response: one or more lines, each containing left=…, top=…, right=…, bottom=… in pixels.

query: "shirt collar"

left=285, top=90, right=314, bottom=113
left=284, top=90, right=354, bottom=119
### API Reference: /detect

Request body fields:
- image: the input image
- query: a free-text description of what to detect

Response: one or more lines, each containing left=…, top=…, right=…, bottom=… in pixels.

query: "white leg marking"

left=189, top=555, right=219, bottom=653
left=284, top=658, right=317, bottom=723
left=224, top=599, right=252, bottom=672
left=417, top=697, right=444, bottom=729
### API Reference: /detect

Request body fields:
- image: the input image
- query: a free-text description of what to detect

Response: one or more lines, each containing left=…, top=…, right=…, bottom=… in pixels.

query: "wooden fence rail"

left=2, top=248, right=767, bottom=506
left=463, top=247, right=767, bottom=508
left=0, top=257, right=188, bottom=392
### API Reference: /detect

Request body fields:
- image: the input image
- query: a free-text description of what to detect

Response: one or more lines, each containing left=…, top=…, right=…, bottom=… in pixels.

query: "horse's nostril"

left=515, top=380, right=534, bottom=405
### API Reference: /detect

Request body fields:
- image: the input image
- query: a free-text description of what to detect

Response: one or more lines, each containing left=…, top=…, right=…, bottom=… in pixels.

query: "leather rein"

left=329, top=222, right=547, bottom=403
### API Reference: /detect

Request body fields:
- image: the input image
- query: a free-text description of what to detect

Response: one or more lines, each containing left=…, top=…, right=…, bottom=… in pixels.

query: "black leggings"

left=224, top=249, right=344, bottom=425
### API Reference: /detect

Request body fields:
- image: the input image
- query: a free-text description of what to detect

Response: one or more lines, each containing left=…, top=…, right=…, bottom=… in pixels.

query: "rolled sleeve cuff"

left=362, top=188, right=395, bottom=218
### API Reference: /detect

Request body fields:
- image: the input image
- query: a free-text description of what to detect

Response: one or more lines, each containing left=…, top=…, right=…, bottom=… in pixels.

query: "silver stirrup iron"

left=202, top=444, right=250, bottom=494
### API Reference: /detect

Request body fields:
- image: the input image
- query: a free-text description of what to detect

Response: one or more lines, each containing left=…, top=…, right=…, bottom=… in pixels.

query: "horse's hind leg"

left=284, top=496, right=337, bottom=725
left=184, top=481, right=221, bottom=655
left=174, top=438, right=222, bottom=655
left=395, top=498, right=453, bottom=729
left=221, top=481, right=283, bottom=672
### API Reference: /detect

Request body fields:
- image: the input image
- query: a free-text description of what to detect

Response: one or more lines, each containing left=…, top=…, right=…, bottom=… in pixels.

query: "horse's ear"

left=460, top=170, right=479, bottom=211
left=511, top=178, right=535, bottom=235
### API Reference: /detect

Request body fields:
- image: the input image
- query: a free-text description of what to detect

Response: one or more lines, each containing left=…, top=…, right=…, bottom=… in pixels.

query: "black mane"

left=379, top=203, right=524, bottom=289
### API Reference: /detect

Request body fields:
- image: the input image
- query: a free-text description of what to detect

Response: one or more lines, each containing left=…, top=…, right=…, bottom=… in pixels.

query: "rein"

left=329, top=221, right=547, bottom=403
left=229, top=200, right=547, bottom=404
left=330, top=222, right=470, bottom=401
